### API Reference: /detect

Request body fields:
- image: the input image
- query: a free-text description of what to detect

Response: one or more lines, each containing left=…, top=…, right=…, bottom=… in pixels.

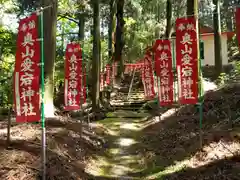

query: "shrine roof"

left=171, top=24, right=234, bottom=39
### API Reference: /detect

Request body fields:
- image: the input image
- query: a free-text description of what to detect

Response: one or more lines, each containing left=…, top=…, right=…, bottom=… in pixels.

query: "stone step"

left=111, top=101, right=145, bottom=111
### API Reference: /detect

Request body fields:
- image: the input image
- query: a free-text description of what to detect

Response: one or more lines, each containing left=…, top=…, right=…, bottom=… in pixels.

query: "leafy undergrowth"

left=0, top=117, right=105, bottom=180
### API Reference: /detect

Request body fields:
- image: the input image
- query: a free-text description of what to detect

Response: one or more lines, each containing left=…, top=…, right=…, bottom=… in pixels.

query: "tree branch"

left=57, top=13, right=78, bottom=24
left=56, top=32, right=79, bottom=37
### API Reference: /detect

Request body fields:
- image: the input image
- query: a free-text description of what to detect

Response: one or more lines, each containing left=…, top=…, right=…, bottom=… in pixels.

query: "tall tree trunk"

left=186, top=0, right=199, bottom=57
left=187, top=0, right=198, bottom=16
left=115, top=0, right=125, bottom=83
left=165, top=0, right=173, bottom=38
left=100, top=6, right=104, bottom=71
left=127, top=27, right=136, bottom=62
left=157, top=3, right=160, bottom=23
left=108, top=0, right=116, bottom=61
left=186, top=0, right=199, bottom=59
left=226, top=14, right=233, bottom=32
left=41, top=0, right=58, bottom=117
left=213, top=0, right=223, bottom=78
left=223, top=0, right=233, bottom=32
left=92, top=0, right=101, bottom=112
left=78, top=14, right=85, bottom=41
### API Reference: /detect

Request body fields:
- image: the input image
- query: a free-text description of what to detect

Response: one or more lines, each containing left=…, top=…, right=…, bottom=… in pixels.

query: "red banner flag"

left=124, top=64, right=134, bottom=74
left=136, top=62, right=144, bottom=70
left=155, top=39, right=174, bottom=106
left=112, top=61, right=118, bottom=83
left=100, top=72, right=104, bottom=91
left=176, top=17, right=199, bottom=104
left=64, top=43, right=82, bottom=110
left=236, top=7, right=240, bottom=50
left=112, top=61, right=118, bottom=76
left=143, top=50, right=155, bottom=99
left=105, top=64, right=111, bottom=85
left=141, top=70, right=147, bottom=95
left=124, top=63, right=144, bottom=74
left=13, top=13, right=41, bottom=123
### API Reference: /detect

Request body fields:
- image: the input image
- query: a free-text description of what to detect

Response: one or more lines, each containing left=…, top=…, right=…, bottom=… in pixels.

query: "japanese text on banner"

left=176, top=17, right=199, bottom=104
left=100, top=72, right=104, bottom=91
left=143, top=50, right=155, bottom=99
left=105, top=64, right=111, bottom=85
left=64, top=43, right=82, bottom=110
left=155, top=39, right=174, bottom=106
left=14, top=13, right=41, bottom=122
left=112, top=61, right=118, bottom=76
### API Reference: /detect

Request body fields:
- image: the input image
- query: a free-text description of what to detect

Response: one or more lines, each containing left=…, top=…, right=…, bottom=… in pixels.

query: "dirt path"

left=85, top=112, right=151, bottom=179
left=85, top=109, right=240, bottom=180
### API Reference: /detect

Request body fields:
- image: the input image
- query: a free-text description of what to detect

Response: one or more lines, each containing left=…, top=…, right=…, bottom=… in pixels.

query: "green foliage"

left=230, top=61, right=240, bottom=80
left=15, top=0, right=39, bottom=15
left=0, top=26, right=16, bottom=108
left=216, top=62, right=240, bottom=86
left=216, top=72, right=229, bottom=86
left=0, top=55, right=14, bottom=107
left=235, top=61, right=240, bottom=73
left=0, top=27, right=17, bottom=56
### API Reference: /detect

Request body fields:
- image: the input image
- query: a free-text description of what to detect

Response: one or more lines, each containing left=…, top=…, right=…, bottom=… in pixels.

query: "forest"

left=0, top=0, right=240, bottom=179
